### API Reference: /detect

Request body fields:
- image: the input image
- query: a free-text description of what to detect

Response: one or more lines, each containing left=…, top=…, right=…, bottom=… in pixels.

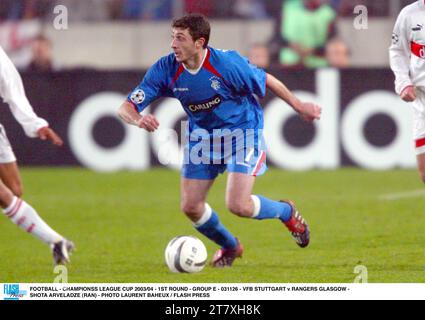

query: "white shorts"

left=0, top=124, right=17, bottom=163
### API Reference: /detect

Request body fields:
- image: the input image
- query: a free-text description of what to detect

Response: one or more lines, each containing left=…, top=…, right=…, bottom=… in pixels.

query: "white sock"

left=3, top=196, right=63, bottom=245
left=193, top=203, right=212, bottom=227
left=251, top=195, right=261, bottom=218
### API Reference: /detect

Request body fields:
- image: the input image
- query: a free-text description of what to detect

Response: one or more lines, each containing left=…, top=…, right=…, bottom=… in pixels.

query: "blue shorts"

left=181, top=138, right=268, bottom=180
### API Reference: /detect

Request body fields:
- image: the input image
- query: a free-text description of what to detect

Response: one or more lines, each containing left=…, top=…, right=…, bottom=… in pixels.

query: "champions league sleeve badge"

left=131, top=89, right=146, bottom=104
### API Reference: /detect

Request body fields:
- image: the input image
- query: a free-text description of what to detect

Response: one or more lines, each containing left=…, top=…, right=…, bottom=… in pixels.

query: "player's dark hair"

left=172, top=14, right=210, bottom=49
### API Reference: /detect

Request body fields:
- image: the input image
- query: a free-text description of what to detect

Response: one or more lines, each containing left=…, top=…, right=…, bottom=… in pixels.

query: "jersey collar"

left=182, top=48, right=208, bottom=75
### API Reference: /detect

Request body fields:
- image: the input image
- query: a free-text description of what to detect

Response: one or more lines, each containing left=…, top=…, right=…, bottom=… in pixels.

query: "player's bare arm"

left=266, top=73, right=322, bottom=122
left=118, top=101, right=159, bottom=132
left=37, top=127, right=64, bottom=146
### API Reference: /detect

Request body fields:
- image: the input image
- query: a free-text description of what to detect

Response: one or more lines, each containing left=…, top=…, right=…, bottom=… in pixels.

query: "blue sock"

left=195, top=208, right=238, bottom=249
left=252, top=195, right=292, bottom=222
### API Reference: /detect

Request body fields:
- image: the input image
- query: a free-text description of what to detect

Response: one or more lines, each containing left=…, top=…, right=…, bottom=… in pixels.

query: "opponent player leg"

left=0, top=179, right=49, bottom=240
left=0, top=125, right=23, bottom=197
left=181, top=177, right=238, bottom=251
left=413, top=95, right=425, bottom=184
left=0, top=127, right=73, bottom=264
left=0, top=162, right=23, bottom=197
left=417, top=153, right=425, bottom=184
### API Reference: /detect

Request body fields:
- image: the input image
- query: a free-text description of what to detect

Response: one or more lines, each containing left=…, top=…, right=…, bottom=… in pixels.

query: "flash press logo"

left=3, top=284, right=27, bottom=300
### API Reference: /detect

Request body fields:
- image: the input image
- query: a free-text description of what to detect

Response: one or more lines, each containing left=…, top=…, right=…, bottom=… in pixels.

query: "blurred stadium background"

left=0, top=0, right=417, bottom=170
left=1, top=0, right=424, bottom=283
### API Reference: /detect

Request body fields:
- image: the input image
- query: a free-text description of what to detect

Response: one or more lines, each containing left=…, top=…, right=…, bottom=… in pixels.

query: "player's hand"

left=136, top=114, right=160, bottom=132
left=37, top=127, right=64, bottom=146
left=297, top=102, right=322, bottom=122
left=400, top=86, right=416, bottom=102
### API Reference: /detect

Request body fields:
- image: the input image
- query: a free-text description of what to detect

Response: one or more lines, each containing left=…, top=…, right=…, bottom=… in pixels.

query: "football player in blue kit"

left=118, top=14, right=321, bottom=268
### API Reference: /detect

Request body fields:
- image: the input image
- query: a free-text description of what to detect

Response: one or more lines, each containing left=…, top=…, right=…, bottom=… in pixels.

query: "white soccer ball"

left=165, top=236, right=208, bottom=273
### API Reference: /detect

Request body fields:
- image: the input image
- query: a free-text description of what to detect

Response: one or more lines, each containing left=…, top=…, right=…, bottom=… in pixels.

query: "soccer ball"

left=165, top=236, right=208, bottom=273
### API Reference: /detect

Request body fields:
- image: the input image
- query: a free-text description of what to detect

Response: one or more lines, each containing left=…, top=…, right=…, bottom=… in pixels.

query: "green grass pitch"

left=0, top=168, right=424, bottom=283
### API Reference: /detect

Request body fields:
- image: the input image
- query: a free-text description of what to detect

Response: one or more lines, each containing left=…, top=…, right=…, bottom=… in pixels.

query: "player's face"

left=171, top=28, right=202, bottom=63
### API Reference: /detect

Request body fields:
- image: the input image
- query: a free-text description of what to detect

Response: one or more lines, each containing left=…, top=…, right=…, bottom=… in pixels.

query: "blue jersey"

left=128, top=47, right=267, bottom=133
